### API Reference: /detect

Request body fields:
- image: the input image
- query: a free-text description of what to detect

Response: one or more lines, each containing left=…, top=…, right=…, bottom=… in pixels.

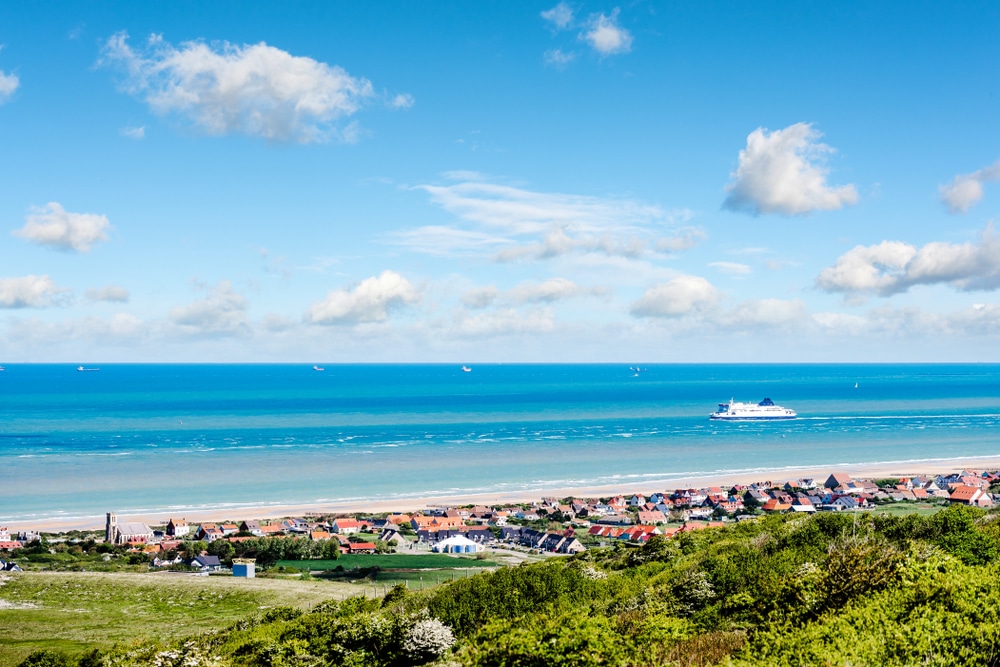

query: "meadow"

left=0, top=572, right=354, bottom=667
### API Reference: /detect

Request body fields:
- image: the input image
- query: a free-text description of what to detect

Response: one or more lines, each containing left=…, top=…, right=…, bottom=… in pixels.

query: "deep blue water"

left=2, top=364, right=999, bottom=523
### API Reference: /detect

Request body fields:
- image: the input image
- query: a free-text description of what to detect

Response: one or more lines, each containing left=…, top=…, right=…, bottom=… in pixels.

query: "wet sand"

left=6, top=454, right=1000, bottom=533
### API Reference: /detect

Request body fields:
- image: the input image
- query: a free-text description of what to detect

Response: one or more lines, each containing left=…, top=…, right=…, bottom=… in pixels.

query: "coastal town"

left=3, top=467, right=998, bottom=575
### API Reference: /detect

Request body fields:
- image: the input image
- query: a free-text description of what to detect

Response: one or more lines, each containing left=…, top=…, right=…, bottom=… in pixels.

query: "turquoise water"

left=2, top=364, right=999, bottom=523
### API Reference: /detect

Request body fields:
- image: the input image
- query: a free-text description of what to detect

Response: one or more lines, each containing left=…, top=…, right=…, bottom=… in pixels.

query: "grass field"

left=277, top=553, right=497, bottom=570
left=868, top=503, right=946, bottom=517
left=0, top=571, right=356, bottom=667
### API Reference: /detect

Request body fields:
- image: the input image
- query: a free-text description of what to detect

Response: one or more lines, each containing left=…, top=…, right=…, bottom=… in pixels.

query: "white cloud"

left=13, top=203, right=112, bottom=252
left=100, top=32, right=393, bottom=143
left=412, top=180, right=687, bottom=263
left=817, top=224, right=1000, bottom=296
left=306, top=270, right=419, bottom=325
left=630, top=275, right=721, bottom=318
left=582, top=9, right=633, bottom=56
left=384, top=225, right=513, bottom=257
left=169, top=281, right=249, bottom=335
left=461, top=286, right=500, bottom=309
left=0, top=275, right=70, bottom=308
left=655, top=228, right=706, bottom=253
left=717, top=298, right=807, bottom=328
left=0, top=69, right=18, bottom=104
left=506, top=278, right=588, bottom=304
left=939, top=160, right=1000, bottom=214
left=86, top=285, right=130, bottom=303
left=390, top=93, right=414, bottom=109
left=542, top=3, right=575, bottom=30
left=723, top=122, right=858, bottom=216
left=708, top=261, right=753, bottom=276
left=120, top=125, right=145, bottom=139
left=544, top=48, right=577, bottom=69
left=453, top=307, right=555, bottom=337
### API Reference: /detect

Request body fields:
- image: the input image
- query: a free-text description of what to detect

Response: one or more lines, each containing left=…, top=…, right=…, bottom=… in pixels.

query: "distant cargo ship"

left=710, top=398, right=796, bottom=420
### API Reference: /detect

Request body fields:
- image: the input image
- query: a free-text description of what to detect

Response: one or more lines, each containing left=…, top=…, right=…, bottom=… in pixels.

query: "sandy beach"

left=6, top=454, right=1000, bottom=534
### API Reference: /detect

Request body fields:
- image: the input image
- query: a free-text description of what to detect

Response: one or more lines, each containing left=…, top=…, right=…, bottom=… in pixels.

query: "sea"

left=2, top=363, right=1000, bottom=525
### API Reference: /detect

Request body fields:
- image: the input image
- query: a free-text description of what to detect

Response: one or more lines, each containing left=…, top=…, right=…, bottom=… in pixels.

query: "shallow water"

left=2, top=363, right=999, bottom=522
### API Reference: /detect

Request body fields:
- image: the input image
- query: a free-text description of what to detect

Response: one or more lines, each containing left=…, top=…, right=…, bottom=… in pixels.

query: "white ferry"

left=710, top=397, right=796, bottom=420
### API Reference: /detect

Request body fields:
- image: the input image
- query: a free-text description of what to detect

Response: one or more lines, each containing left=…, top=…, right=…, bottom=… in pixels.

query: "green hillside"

left=8, top=504, right=1000, bottom=666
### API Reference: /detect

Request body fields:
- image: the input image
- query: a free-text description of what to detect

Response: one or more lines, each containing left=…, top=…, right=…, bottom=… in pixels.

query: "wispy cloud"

left=120, top=125, right=145, bottom=140
left=407, top=179, right=696, bottom=263
left=939, top=159, right=1000, bottom=214
left=724, top=122, right=858, bottom=216
left=86, top=285, right=130, bottom=303
left=709, top=261, right=753, bottom=276
left=13, top=203, right=112, bottom=252
left=100, top=32, right=408, bottom=143
left=544, top=49, right=577, bottom=70
left=541, top=3, right=575, bottom=30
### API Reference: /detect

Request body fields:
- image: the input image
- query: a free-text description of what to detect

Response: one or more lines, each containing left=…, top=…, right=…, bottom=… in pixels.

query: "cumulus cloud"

left=0, top=69, right=18, bottom=104
left=582, top=9, right=633, bottom=56
left=99, top=32, right=403, bottom=143
left=0, top=275, right=70, bottom=308
left=939, top=160, right=1000, bottom=214
left=542, top=3, right=574, bottom=30
left=169, top=281, right=249, bottom=335
left=306, top=270, right=419, bottom=325
left=817, top=224, right=1000, bottom=296
left=86, top=285, right=130, bottom=303
left=630, top=275, right=721, bottom=318
left=13, top=203, right=112, bottom=252
left=724, top=123, right=858, bottom=216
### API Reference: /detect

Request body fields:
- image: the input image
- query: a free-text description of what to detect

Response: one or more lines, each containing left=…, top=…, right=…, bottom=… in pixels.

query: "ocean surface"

left=2, top=363, right=1000, bottom=524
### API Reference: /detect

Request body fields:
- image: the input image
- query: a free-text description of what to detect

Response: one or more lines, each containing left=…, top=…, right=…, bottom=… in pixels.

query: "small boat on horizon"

left=461, top=366, right=472, bottom=372
left=77, top=366, right=100, bottom=372
left=313, top=365, right=325, bottom=371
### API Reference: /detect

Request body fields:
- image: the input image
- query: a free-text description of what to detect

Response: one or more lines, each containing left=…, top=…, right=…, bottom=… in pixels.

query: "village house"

left=331, top=518, right=362, bottom=534
left=345, top=542, right=377, bottom=555
left=189, top=555, right=222, bottom=572
left=239, top=520, right=264, bottom=536
left=195, top=524, right=224, bottom=542
left=949, top=485, right=995, bottom=507
left=165, top=519, right=190, bottom=538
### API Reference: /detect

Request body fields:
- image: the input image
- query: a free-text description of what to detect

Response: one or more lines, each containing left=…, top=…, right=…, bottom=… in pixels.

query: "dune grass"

left=0, top=571, right=356, bottom=667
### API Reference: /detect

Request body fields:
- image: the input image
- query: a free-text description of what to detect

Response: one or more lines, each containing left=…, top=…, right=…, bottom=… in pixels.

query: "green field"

left=0, top=571, right=356, bottom=667
left=868, top=502, right=946, bottom=517
left=277, top=553, right=497, bottom=570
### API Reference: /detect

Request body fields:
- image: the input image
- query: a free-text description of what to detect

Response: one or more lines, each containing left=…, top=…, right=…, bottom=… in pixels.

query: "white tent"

left=432, top=535, right=481, bottom=554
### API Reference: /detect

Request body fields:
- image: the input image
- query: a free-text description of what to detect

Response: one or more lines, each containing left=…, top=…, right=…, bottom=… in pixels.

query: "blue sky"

left=1, top=1, right=1000, bottom=362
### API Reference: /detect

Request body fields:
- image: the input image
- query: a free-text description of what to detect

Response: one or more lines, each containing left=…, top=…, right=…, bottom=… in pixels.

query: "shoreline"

left=6, top=454, right=1000, bottom=533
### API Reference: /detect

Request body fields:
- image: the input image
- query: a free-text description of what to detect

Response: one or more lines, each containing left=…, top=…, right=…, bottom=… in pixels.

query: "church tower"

left=106, top=512, right=118, bottom=543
